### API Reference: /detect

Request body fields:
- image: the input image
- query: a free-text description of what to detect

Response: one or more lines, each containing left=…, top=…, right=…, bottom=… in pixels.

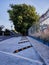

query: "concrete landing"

left=28, top=37, right=49, bottom=65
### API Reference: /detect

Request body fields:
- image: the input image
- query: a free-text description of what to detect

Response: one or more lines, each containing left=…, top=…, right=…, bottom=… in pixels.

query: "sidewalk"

left=27, top=37, right=49, bottom=65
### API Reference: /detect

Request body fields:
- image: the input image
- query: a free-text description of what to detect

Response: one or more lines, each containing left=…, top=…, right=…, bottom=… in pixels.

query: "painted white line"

left=0, top=51, right=43, bottom=65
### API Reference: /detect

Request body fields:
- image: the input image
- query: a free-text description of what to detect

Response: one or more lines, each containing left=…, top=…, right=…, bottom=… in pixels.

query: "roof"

left=39, top=9, right=49, bottom=23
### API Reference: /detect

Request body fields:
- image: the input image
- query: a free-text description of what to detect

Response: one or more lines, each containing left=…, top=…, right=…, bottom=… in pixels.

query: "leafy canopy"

left=8, top=4, right=39, bottom=35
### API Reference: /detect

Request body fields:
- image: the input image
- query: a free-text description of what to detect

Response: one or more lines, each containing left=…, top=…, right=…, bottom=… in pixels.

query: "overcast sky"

left=0, top=0, right=49, bottom=29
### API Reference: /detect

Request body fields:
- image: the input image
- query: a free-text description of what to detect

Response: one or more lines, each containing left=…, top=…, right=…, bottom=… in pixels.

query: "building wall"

left=28, top=26, right=35, bottom=36
left=40, top=17, right=49, bottom=25
left=28, top=23, right=39, bottom=36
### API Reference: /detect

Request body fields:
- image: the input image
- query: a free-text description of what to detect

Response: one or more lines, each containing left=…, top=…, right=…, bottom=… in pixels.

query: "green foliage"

left=8, top=4, right=39, bottom=35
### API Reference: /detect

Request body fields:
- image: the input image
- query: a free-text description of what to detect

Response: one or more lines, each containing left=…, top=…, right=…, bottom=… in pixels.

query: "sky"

left=0, top=0, right=49, bottom=30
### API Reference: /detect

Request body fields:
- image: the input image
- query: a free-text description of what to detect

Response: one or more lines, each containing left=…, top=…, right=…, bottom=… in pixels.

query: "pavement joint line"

left=0, top=51, right=43, bottom=64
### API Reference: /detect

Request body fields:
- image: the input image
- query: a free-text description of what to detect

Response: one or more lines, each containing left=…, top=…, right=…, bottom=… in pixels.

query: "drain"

left=18, top=40, right=29, bottom=44
left=21, top=37, right=28, bottom=40
left=13, top=45, right=32, bottom=53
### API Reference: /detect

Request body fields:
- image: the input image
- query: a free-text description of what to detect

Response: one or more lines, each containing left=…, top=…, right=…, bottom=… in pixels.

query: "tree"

left=8, top=4, right=39, bottom=35
left=4, top=29, right=10, bottom=36
left=0, top=25, right=4, bottom=31
left=0, top=25, right=4, bottom=35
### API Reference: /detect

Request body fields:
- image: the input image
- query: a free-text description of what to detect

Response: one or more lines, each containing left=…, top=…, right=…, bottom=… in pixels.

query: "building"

left=28, top=9, right=49, bottom=36
left=40, top=9, right=49, bottom=31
